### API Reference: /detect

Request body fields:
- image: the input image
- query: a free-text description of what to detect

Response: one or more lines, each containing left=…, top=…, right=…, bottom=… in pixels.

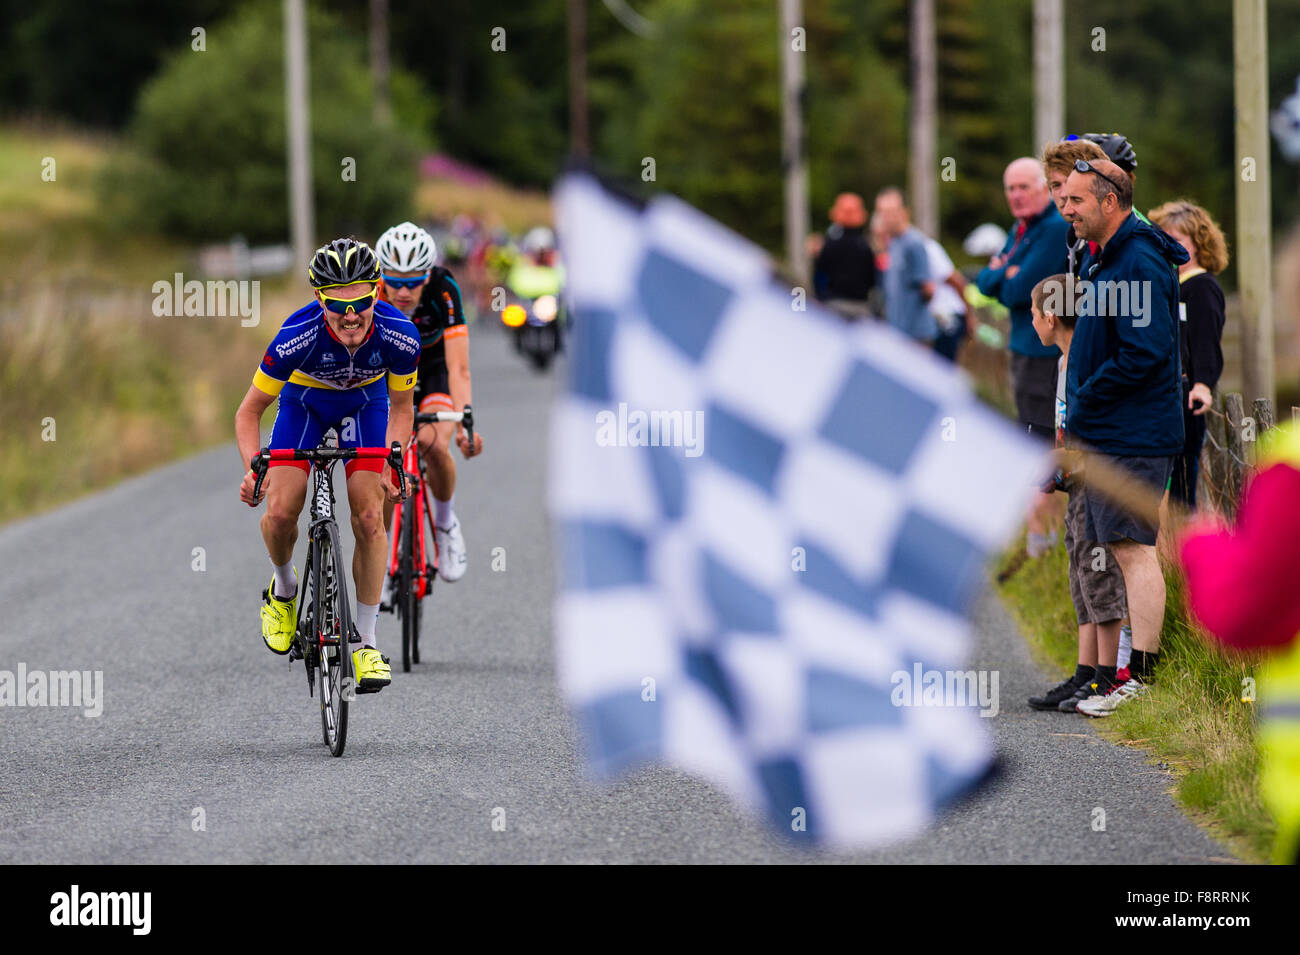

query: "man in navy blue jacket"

left=1061, top=157, right=1188, bottom=715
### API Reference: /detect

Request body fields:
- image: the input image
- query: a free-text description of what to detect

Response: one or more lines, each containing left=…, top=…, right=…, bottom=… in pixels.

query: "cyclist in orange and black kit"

left=374, top=222, right=484, bottom=585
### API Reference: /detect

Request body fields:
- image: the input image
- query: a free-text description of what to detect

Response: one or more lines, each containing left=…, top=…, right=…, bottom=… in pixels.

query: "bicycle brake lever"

left=388, top=442, right=407, bottom=499
left=249, top=447, right=271, bottom=505
left=461, top=405, right=475, bottom=455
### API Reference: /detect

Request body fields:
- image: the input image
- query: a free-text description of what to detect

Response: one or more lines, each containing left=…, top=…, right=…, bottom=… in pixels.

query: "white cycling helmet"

left=376, top=221, right=437, bottom=272
left=963, top=222, right=1008, bottom=258
left=521, top=226, right=556, bottom=255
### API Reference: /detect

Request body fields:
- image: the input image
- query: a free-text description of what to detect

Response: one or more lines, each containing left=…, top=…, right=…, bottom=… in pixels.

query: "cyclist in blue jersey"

left=236, top=237, right=419, bottom=692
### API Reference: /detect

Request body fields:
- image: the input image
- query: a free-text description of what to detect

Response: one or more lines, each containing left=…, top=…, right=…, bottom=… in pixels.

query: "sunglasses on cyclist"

left=318, top=287, right=377, bottom=315
left=382, top=273, right=430, bottom=291
left=1073, top=159, right=1127, bottom=198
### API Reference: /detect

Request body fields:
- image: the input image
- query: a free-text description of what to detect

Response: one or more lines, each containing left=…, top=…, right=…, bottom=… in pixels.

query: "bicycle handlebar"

left=415, top=405, right=475, bottom=455
left=249, top=443, right=405, bottom=505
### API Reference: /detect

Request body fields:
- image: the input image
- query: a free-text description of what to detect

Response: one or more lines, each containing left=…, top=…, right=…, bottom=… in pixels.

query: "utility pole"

left=1234, top=0, right=1274, bottom=407
left=909, top=0, right=937, bottom=239
left=284, top=0, right=315, bottom=268
left=370, top=0, right=391, bottom=124
left=780, top=0, right=809, bottom=283
left=1033, top=0, right=1063, bottom=150
left=568, top=0, right=590, bottom=159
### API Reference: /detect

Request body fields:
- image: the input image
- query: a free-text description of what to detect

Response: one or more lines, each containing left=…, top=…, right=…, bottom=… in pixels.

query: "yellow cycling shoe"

left=352, top=646, right=392, bottom=693
left=260, top=573, right=298, bottom=655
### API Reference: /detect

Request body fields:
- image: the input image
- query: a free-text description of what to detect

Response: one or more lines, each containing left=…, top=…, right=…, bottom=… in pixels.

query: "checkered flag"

left=550, top=174, right=1045, bottom=848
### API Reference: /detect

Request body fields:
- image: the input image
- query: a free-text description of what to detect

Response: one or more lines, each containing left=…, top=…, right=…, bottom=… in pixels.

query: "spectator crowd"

left=813, top=131, right=1230, bottom=720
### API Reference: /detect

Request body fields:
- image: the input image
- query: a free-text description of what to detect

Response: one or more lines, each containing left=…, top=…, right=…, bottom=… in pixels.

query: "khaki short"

left=1064, top=489, right=1127, bottom=625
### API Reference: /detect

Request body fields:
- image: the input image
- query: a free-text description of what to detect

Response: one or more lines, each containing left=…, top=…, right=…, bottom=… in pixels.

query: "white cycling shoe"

left=435, top=515, right=468, bottom=582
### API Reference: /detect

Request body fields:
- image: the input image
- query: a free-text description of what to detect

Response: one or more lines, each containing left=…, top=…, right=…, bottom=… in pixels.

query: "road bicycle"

left=385, top=406, right=474, bottom=672
left=251, top=438, right=405, bottom=756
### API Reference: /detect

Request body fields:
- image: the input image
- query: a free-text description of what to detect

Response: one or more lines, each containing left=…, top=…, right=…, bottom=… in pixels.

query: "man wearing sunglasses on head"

left=1058, top=157, right=1187, bottom=716
left=374, top=221, right=484, bottom=587
left=235, top=237, right=420, bottom=692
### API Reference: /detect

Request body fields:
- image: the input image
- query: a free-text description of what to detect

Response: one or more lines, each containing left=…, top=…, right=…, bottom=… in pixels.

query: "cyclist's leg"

left=259, top=385, right=319, bottom=652
left=339, top=383, right=392, bottom=647
left=263, top=384, right=319, bottom=584
left=416, top=393, right=457, bottom=517
left=345, top=466, right=392, bottom=687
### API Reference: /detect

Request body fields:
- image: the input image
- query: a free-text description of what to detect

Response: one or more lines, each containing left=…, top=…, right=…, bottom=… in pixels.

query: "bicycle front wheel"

left=315, top=525, right=351, bottom=756
left=398, top=493, right=414, bottom=673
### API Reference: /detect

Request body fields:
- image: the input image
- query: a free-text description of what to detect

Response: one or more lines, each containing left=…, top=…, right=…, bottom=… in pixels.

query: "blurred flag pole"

left=569, top=0, right=590, bottom=160
left=908, top=0, right=938, bottom=239
left=1234, top=0, right=1275, bottom=410
left=284, top=0, right=315, bottom=268
left=779, top=0, right=809, bottom=285
left=1032, top=0, right=1063, bottom=148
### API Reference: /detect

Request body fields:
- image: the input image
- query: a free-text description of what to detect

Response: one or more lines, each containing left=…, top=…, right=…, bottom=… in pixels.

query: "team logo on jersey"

left=275, top=324, right=318, bottom=358
left=321, top=351, right=336, bottom=363
left=377, top=324, right=419, bottom=355
left=369, top=350, right=383, bottom=367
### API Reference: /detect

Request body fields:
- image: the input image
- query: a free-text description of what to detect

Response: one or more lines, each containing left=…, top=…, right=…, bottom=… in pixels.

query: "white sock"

left=1118, top=625, right=1133, bottom=671
left=435, top=495, right=454, bottom=528
left=272, top=560, right=296, bottom=599
left=356, top=601, right=379, bottom=646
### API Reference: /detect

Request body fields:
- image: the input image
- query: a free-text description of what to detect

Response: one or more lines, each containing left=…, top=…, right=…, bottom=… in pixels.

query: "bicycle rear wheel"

left=315, top=525, right=351, bottom=756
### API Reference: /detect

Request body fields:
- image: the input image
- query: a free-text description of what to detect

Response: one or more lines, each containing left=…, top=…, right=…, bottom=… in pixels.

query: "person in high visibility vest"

left=1179, top=422, right=1300, bottom=864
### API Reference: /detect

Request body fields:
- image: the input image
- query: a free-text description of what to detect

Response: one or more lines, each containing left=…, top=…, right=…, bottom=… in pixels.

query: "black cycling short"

left=413, top=354, right=452, bottom=413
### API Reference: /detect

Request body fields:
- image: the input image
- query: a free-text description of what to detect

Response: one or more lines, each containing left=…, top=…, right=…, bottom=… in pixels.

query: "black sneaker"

left=1058, top=675, right=1114, bottom=713
left=1028, top=674, right=1083, bottom=711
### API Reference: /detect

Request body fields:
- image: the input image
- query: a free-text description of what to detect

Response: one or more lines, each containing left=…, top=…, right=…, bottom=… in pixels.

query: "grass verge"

left=995, top=534, right=1273, bottom=863
left=0, top=122, right=283, bottom=525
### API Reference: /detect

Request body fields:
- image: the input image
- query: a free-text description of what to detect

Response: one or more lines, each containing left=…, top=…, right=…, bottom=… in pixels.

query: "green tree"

left=0, top=0, right=227, bottom=127
left=101, top=0, right=431, bottom=244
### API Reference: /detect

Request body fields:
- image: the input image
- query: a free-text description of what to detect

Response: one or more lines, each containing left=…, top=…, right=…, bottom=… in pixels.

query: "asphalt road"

left=0, top=322, right=1234, bottom=863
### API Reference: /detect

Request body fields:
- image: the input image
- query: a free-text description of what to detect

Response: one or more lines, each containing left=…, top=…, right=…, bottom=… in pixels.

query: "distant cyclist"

left=236, top=237, right=419, bottom=692
left=374, top=221, right=484, bottom=585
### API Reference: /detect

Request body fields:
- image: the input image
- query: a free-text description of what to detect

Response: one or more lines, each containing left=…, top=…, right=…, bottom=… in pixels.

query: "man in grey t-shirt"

left=875, top=187, right=937, bottom=344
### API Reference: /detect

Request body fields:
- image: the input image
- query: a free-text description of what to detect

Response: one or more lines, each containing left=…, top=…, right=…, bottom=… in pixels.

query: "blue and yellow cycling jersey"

left=252, top=300, right=420, bottom=396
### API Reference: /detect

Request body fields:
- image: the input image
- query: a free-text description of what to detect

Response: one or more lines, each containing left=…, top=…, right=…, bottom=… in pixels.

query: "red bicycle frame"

left=387, top=439, right=437, bottom=599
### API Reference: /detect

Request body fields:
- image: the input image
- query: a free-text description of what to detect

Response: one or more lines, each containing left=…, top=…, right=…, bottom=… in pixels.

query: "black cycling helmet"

left=308, top=237, right=380, bottom=288
left=1080, top=133, right=1137, bottom=173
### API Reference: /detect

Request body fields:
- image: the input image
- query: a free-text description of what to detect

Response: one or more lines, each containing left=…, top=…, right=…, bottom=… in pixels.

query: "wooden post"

left=1224, top=392, right=1247, bottom=518
left=779, top=0, right=809, bottom=283
left=1233, top=0, right=1275, bottom=407
left=1252, top=396, right=1274, bottom=465
left=1206, top=400, right=1230, bottom=515
left=568, top=0, right=589, bottom=160
left=284, top=0, right=314, bottom=270
left=1033, top=0, right=1064, bottom=151
left=908, top=0, right=938, bottom=239
left=370, top=0, right=390, bottom=123
left=1253, top=397, right=1275, bottom=432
